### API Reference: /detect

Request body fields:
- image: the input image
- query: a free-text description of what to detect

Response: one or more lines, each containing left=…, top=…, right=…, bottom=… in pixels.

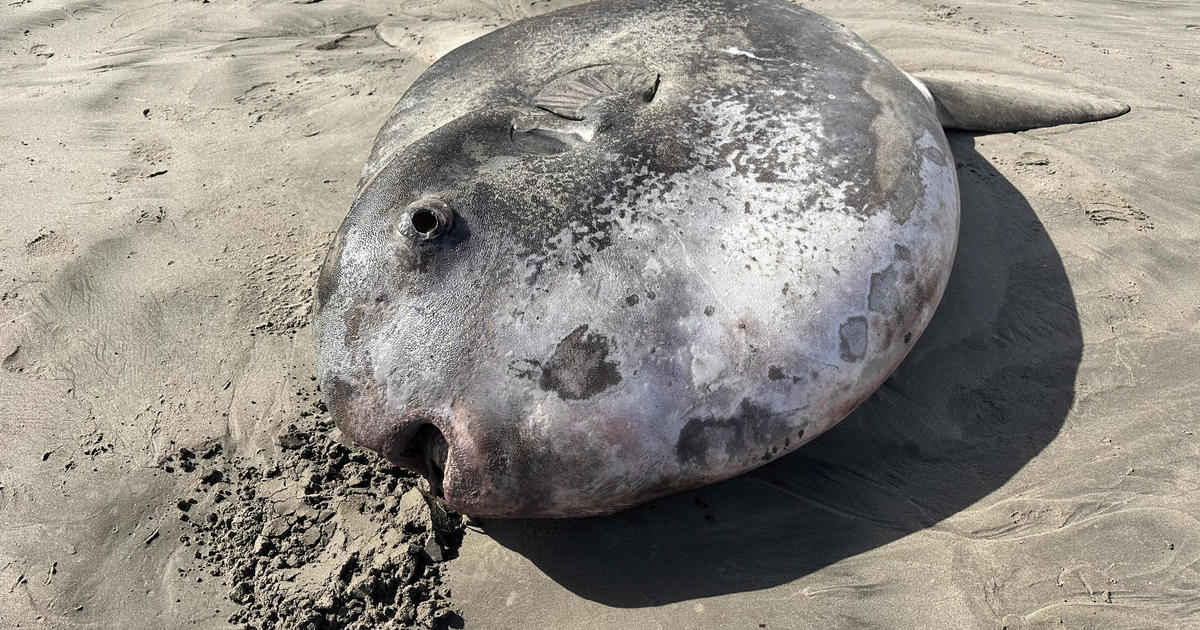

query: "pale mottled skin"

left=313, top=0, right=958, bottom=518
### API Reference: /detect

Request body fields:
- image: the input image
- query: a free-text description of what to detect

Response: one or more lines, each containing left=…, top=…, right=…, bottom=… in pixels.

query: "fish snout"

left=321, top=372, right=456, bottom=497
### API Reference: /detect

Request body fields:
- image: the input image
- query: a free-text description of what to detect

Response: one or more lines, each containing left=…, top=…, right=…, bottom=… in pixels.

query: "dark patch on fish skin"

left=768, top=365, right=786, bottom=380
left=894, top=243, right=911, bottom=261
left=904, top=331, right=913, bottom=344
left=704, top=305, right=716, bottom=317
left=624, top=293, right=640, bottom=306
left=868, top=264, right=900, bottom=314
left=539, top=325, right=622, bottom=400
left=838, top=316, right=868, bottom=362
left=675, top=399, right=794, bottom=468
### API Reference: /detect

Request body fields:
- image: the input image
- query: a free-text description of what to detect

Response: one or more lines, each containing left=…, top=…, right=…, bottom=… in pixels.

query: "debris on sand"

left=161, top=392, right=465, bottom=630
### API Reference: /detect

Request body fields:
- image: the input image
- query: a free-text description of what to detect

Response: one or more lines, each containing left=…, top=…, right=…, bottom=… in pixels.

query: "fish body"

left=314, top=0, right=1037, bottom=517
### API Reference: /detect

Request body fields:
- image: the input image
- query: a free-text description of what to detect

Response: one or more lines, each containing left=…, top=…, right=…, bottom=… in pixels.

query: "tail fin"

left=909, top=73, right=1130, bottom=133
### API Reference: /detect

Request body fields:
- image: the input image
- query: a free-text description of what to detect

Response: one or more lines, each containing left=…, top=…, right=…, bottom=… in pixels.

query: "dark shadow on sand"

left=479, top=135, right=1083, bottom=606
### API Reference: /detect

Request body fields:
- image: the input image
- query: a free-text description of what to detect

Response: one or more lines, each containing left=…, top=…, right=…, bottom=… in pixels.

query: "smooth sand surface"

left=1, top=0, right=1197, bottom=628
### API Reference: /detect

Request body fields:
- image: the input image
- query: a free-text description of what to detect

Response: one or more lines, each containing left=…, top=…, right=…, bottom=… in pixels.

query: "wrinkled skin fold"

left=313, top=0, right=959, bottom=518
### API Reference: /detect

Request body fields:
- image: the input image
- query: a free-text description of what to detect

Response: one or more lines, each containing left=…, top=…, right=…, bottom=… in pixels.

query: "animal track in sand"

left=1019, top=45, right=1070, bottom=69
left=923, top=2, right=991, bottom=34
left=112, top=138, right=172, bottom=183
left=1085, top=201, right=1151, bottom=228
left=243, top=242, right=326, bottom=338
left=1005, top=150, right=1152, bottom=231
left=1081, top=184, right=1152, bottom=230
left=25, top=230, right=73, bottom=257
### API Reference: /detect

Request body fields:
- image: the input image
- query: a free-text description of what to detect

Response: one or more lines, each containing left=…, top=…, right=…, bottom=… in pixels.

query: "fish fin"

left=909, top=72, right=1129, bottom=132
left=533, top=64, right=659, bottom=121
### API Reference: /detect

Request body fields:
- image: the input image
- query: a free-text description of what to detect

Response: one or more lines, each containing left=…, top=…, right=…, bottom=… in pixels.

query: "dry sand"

left=1, top=0, right=1197, bottom=628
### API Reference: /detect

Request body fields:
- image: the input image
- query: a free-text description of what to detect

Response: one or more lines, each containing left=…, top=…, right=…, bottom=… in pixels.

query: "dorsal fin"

left=533, top=64, right=660, bottom=121
left=909, top=72, right=1130, bottom=133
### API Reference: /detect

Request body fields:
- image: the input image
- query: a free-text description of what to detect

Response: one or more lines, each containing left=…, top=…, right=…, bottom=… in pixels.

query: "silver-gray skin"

left=314, top=0, right=958, bottom=518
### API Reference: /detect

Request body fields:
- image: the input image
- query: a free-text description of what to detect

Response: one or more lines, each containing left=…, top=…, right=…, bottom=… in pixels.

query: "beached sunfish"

left=313, top=0, right=1127, bottom=517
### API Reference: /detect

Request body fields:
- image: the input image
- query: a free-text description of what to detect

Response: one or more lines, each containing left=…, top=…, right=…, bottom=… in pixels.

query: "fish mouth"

left=388, top=422, right=450, bottom=497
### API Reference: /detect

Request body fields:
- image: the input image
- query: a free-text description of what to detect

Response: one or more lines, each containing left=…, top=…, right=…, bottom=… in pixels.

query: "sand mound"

left=162, top=392, right=465, bottom=630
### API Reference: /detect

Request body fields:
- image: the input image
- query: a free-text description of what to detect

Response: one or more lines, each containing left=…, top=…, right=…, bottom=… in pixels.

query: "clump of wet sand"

left=160, top=391, right=465, bottom=630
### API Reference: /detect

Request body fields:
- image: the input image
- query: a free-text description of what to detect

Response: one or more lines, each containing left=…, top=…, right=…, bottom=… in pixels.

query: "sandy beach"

left=1, top=0, right=1198, bottom=628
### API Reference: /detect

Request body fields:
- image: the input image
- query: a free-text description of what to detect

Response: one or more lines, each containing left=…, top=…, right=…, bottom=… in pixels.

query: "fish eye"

left=396, top=196, right=454, bottom=241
